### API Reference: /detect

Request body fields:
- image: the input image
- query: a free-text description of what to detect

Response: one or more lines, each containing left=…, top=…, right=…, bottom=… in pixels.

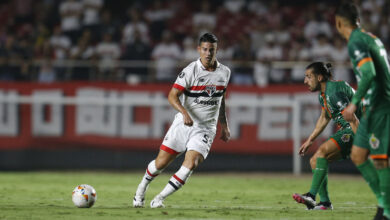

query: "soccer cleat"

left=373, top=207, right=383, bottom=220
left=150, top=195, right=165, bottom=208
left=292, top=192, right=316, bottom=209
left=313, top=201, right=333, bottom=210
left=133, top=195, right=145, bottom=208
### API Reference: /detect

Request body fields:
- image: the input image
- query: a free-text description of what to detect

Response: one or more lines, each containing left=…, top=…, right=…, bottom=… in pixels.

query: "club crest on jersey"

left=341, top=134, right=351, bottom=143
left=369, top=133, right=380, bottom=150
left=205, top=86, right=216, bottom=96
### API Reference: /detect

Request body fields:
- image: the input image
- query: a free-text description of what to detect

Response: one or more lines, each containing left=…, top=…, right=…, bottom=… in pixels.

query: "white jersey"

left=173, top=59, right=231, bottom=130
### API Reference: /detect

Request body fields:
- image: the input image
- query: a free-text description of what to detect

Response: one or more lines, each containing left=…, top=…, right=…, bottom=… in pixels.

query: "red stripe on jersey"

left=173, top=174, right=185, bottom=185
left=173, top=84, right=185, bottom=91
left=160, top=145, right=179, bottom=155
left=189, top=86, right=225, bottom=91
left=146, top=168, right=158, bottom=177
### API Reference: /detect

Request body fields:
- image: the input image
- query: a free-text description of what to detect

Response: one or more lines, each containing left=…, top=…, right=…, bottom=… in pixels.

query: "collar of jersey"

left=197, top=58, right=220, bottom=71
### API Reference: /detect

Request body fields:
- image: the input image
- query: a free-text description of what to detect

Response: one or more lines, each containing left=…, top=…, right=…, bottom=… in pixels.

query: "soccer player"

left=132, top=33, right=231, bottom=208
left=335, top=3, right=390, bottom=220
left=292, top=62, right=361, bottom=210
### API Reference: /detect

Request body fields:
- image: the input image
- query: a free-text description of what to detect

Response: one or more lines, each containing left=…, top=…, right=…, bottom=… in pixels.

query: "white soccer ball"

left=72, top=184, right=97, bottom=208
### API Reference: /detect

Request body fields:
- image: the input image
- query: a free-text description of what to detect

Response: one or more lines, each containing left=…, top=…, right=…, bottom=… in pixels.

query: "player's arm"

left=218, top=93, right=230, bottom=142
left=299, top=108, right=331, bottom=156
left=343, top=43, right=376, bottom=120
left=352, top=59, right=376, bottom=104
left=168, top=87, right=193, bottom=126
left=347, top=113, right=359, bottom=133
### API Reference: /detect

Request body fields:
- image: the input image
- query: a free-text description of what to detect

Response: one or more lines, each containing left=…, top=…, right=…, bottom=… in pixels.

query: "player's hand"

left=342, top=103, right=357, bottom=122
left=299, top=139, right=313, bottom=156
left=220, top=127, right=230, bottom=142
left=183, top=113, right=193, bottom=126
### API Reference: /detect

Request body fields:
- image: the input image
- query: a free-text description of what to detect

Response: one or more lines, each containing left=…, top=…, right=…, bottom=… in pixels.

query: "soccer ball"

left=72, top=184, right=97, bottom=208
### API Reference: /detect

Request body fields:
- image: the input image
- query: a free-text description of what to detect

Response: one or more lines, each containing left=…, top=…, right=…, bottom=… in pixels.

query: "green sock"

left=312, top=169, right=330, bottom=202
left=309, top=158, right=328, bottom=196
left=377, top=168, right=390, bottom=218
left=356, top=160, right=383, bottom=207
left=319, top=173, right=330, bottom=202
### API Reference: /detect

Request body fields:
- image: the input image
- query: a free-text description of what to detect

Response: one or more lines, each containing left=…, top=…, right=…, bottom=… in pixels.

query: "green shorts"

left=353, top=112, right=390, bottom=159
left=329, top=127, right=354, bottom=159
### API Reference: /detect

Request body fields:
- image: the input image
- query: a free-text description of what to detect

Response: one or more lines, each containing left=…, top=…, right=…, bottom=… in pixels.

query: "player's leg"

left=150, top=150, right=204, bottom=208
left=293, top=138, right=341, bottom=209
left=133, top=148, right=178, bottom=207
left=150, top=129, right=214, bottom=208
left=134, top=118, right=188, bottom=207
left=370, top=113, right=390, bottom=219
left=351, top=116, right=384, bottom=219
left=374, top=159, right=390, bottom=220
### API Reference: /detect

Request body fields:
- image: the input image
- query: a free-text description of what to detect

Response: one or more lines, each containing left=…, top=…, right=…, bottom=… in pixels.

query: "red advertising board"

left=0, top=82, right=316, bottom=154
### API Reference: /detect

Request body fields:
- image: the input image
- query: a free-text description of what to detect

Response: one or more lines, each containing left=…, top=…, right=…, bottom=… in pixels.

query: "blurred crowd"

left=0, top=0, right=389, bottom=86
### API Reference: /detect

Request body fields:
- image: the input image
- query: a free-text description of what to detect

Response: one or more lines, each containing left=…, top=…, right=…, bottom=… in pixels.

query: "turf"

left=0, top=171, right=378, bottom=220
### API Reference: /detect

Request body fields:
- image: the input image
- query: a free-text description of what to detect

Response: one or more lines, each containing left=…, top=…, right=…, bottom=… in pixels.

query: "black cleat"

left=373, top=207, right=383, bottom=220
left=313, top=201, right=333, bottom=210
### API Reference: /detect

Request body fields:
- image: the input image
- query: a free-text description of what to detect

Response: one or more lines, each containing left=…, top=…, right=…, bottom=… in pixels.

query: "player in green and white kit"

left=336, top=3, right=390, bottom=220
left=293, top=62, right=361, bottom=210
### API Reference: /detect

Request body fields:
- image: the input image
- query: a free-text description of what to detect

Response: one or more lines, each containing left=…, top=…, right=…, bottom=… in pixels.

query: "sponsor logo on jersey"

left=199, top=77, right=205, bottom=82
left=179, top=72, right=185, bottom=78
left=369, top=133, right=380, bottom=150
left=337, top=101, right=347, bottom=111
left=205, top=86, right=216, bottom=96
left=341, top=134, right=351, bottom=143
left=194, top=98, right=219, bottom=105
left=354, top=50, right=365, bottom=60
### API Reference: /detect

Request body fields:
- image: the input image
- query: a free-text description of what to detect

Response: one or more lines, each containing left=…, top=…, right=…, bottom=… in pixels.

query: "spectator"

left=310, top=34, right=332, bottom=61
left=232, top=34, right=255, bottom=85
left=95, top=33, right=121, bottom=80
left=223, top=0, right=246, bottom=14
left=122, top=7, right=149, bottom=45
left=256, top=34, right=285, bottom=83
left=121, top=30, right=151, bottom=82
left=151, top=30, right=181, bottom=82
left=330, top=37, right=351, bottom=83
left=49, top=26, right=71, bottom=60
left=303, top=13, right=332, bottom=40
left=59, top=0, right=83, bottom=43
left=98, top=10, right=120, bottom=42
left=182, top=36, right=198, bottom=62
left=82, top=0, right=104, bottom=41
left=38, top=58, right=57, bottom=83
left=70, top=32, right=95, bottom=80
left=193, top=1, right=216, bottom=35
left=289, top=39, right=311, bottom=83
left=144, top=0, right=174, bottom=42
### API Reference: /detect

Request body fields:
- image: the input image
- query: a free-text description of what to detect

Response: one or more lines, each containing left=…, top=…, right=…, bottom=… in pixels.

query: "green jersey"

left=348, top=28, right=390, bottom=113
left=319, top=81, right=362, bottom=128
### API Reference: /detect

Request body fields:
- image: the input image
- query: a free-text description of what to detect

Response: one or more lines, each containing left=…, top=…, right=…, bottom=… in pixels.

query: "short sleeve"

left=173, top=63, right=194, bottom=91
left=348, top=41, right=372, bottom=68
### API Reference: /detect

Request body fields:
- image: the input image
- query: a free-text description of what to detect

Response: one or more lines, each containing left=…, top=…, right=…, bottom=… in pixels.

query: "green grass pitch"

left=0, top=171, right=377, bottom=219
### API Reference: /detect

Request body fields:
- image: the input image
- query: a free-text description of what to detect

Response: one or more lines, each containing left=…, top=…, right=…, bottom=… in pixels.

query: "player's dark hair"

left=199, top=33, right=218, bottom=45
left=335, top=2, right=359, bottom=26
left=306, top=62, right=333, bottom=81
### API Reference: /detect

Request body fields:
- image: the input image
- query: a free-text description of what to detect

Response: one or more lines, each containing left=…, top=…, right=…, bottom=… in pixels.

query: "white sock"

left=159, top=166, right=192, bottom=199
left=136, top=160, right=162, bottom=196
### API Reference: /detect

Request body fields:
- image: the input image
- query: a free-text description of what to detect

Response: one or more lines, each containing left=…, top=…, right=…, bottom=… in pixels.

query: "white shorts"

left=161, top=115, right=216, bottom=159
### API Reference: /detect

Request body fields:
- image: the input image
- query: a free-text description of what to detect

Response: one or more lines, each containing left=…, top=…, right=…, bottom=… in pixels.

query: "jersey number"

left=375, top=39, right=390, bottom=72
left=379, top=49, right=390, bottom=73
left=202, top=134, right=209, bottom=144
